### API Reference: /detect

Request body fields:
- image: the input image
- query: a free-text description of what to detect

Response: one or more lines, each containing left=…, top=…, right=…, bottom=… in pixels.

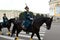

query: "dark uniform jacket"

left=3, top=16, right=8, bottom=27
left=19, top=11, right=34, bottom=28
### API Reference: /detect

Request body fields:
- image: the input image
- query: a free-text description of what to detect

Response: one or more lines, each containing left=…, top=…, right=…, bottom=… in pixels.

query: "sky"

left=0, top=0, right=50, bottom=13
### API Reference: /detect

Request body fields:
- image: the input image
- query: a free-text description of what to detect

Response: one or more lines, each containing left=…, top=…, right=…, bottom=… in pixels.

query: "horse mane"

left=34, top=17, right=50, bottom=22
left=33, top=17, right=51, bottom=29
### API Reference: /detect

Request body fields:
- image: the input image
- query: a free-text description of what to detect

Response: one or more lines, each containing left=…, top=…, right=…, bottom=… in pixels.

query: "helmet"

left=25, top=6, right=29, bottom=9
left=4, top=13, right=6, bottom=15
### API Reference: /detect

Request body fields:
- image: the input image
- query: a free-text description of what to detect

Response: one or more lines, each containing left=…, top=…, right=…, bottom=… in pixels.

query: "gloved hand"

left=30, top=18, right=33, bottom=20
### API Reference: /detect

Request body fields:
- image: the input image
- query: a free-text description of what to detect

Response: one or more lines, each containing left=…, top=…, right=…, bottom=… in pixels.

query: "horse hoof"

left=7, top=32, right=10, bottom=36
left=15, top=37, right=18, bottom=40
left=30, top=38, right=32, bottom=40
left=8, top=34, right=10, bottom=36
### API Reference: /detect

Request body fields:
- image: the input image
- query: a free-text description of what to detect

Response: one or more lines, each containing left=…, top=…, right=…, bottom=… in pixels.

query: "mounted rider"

left=3, top=13, right=8, bottom=27
left=19, top=5, right=34, bottom=30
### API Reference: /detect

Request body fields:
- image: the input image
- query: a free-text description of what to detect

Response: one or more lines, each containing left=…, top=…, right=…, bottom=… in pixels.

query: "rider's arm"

left=27, top=12, right=34, bottom=20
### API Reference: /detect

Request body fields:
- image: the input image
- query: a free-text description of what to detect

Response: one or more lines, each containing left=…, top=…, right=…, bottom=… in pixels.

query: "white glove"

left=30, top=18, right=33, bottom=20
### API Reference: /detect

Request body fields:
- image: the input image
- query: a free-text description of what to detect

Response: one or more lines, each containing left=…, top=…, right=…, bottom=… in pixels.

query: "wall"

left=0, top=10, right=21, bottom=20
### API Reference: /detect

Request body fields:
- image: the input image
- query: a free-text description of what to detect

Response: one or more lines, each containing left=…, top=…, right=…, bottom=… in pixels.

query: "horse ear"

left=50, top=16, right=53, bottom=21
left=51, top=16, right=53, bottom=19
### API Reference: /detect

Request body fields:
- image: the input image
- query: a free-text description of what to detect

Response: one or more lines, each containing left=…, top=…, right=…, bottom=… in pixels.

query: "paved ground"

left=0, top=21, right=60, bottom=40
left=44, top=22, right=60, bottom=40
left=0, top=24, right=46, bottom=40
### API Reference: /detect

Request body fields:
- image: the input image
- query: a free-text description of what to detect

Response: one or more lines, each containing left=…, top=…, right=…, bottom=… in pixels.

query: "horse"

left=11, top=16, right=53, bottom=40
left=0, top=18, right=15, bottom=35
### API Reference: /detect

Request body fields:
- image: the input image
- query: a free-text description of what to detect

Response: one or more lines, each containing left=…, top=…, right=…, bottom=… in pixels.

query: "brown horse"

left=11, top=16, right=53, bottom=40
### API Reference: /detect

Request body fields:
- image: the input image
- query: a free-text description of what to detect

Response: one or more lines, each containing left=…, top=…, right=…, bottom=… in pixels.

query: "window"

left=56, top=6, right=60, bottom=14
left=50, top=8, right=54, bottom=15
left=50, top=0, right=56, bottom=2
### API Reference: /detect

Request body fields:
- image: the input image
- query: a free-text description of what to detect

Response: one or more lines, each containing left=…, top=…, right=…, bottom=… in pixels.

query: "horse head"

left=6, top=18, right=15, bottom=26
left=45, top=16, right=53, bottom=30
left=8, top=18, right=15, bottom=23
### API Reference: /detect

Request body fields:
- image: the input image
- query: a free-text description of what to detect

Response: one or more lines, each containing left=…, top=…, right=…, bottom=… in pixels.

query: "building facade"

left=0, top=10, right=21, bottom=20
left=49, top=0, right=60, bottom=16
left=49, top=0, right=60, bottom=22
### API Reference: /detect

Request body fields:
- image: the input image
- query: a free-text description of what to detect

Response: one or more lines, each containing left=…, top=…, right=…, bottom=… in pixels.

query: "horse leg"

left=36, top=32, right=41, bottom=40
left=7, top=27, right=11, bottom=36
left=11, top=26, right=16, bottom=37
left=15, top=29, right=21, bottom=40
left=30, top=33, right=34, bottom=40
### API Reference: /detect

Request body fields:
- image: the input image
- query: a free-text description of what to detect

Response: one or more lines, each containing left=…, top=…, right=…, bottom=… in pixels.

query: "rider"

left=3, top=13, right=8, bottom=27
left=19, top=5, right=34, bottom=30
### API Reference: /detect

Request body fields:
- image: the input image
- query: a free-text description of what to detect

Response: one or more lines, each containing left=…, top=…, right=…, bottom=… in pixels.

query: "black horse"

left=11, top=16, right=53, bottom=40
left=0, top=18, right=15, bottom=35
